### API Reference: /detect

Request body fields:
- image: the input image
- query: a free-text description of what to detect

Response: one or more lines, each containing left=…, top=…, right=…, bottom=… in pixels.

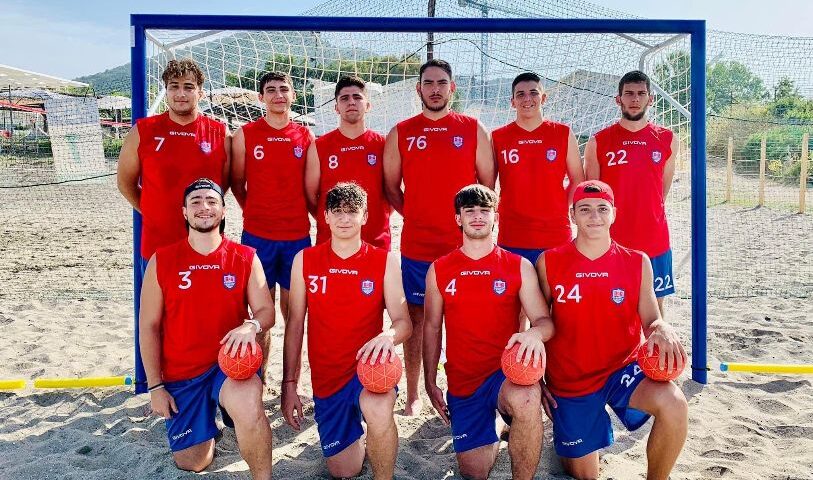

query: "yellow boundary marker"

left=0, top=379, right=26, bottom=390
left=720, top=363, right=813, bottom=374
left=33, top=376, right=133, bottom=389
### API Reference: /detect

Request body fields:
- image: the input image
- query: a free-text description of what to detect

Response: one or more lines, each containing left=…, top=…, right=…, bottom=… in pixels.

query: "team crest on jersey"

left=367, top=154, right=377, bottom=166
left=200, top=141, right=212, bottom=154
left=493, top=279, right=506, bottom=295
left=546, top=148, right=557, bottom=161
left=611, top=288, right=625, bottom=304
left=361, top=279, right=374, bottom=296
left=223, top=273, right=236, bottom=290
left=453, top=136, right=464, bottom=148
left=652, top=151, right=662, bottom=163
left=293, top=145, right=304, bottom=158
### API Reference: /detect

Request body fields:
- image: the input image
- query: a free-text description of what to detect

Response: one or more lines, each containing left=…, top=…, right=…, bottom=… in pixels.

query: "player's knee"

left=657, top=388, right=688, bottom=424
left=502, top=383, right=541, bottom=419
left=173, top=449, right=213, bottom=473
left=221, top=377, right=265, bottom=424
left=360, top=391, right=396, bottom=428
left=327, top=459, right=363, bottom=479
left=562, top=459, right=599, bottom=480
left=458, top=460, right=492, bottom=480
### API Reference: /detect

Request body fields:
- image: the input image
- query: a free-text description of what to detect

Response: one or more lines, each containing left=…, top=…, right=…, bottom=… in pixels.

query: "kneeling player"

left=282, top=182, right=412, bottom=479
left=423, top=185, right=555, bottom=480
left=537, top=181, right=688, bottom=480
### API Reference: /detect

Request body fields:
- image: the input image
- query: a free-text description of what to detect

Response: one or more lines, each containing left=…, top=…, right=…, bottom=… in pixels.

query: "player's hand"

left=539, top=380, right=557, bottom=421
left=356, top=333, right=396, bottom=365
left=150, top=388, right=179, bottom=419
left=505, top=329, right=545, bottom=368
left=646, top=322, right=687, bottom=375
left=220, top=321, right=259, bottom=358
left=281, top=382, right=304, bottom=431
left=426, top=383, right=450, bottom=426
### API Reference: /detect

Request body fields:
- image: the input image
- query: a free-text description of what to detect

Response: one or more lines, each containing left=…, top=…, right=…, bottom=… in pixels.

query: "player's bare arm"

left=117, top=125, right=142, bottom=212
left=565, top=128, right=586, bottom=190
left=229, top=127, right=248, bottom=209
left=303, top=142, right=321, bottom=217
left=638, top=254, right=686, bottom=374
left=220, top=255, right=275, bottom=358
left=532, top=252, right=559, bottom=417
left=422, top=264, right=449, bottom=425
left=475, top=120, right=496, bottom=189
left=584, top=136, right=599, bottom=180
left=506, top=258, right=555, bottom=368
left=382, top=126, right=404, bottom=215
left=281, top=251, right=306, bottom=430
left=663, top=134, right=679, bottom=198
left=357, top=252, right=413, bottom=364
left=221, top=126, right=232, bottom=193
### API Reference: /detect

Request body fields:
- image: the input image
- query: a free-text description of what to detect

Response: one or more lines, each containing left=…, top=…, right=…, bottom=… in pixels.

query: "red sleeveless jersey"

left=434, top=246, right=522, bottom=397
left=492, top=120, right=573, bottom=249
left=543, top=241, right=644, bottom=397
left=136, top=112, right=227, bottom=258
left=398, top=112, right=479, bottom=261
left=241, top=119, right=312, bottom=240
left=314, top=129, right=391, bottom=249
left=303, top=241, right=388, bottom=397
left=594, top=123, right=673, bottom=257
left=155, top=237, right=253, bottom=382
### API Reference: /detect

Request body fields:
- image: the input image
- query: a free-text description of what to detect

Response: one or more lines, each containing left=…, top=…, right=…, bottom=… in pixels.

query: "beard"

left=463, top=225, right=493, bottom=240
left=188, top=216, right=222, bottom=233
left=621, top=106, right=647, bottom=121
left=421, top=94, right=449, bottom=112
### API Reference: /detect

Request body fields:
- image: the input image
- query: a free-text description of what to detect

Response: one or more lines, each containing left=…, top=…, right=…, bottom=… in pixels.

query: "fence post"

left=801, top=133, right=809, bottom=214
left=759, top=134, right=766, bottom=207
left=726, top=136, right=733, bottom=203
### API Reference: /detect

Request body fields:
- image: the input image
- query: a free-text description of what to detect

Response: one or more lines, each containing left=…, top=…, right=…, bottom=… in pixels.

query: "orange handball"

left=501, top=343, right=545, bottom=386
left=637, top=343, right=683, bottom=382
left=357, top=353, right=402, bottom=393
left=218, top=344, right=263, bottom=380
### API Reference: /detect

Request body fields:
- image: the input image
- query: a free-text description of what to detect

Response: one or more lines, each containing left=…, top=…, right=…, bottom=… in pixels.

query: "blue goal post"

left=130, top=14, right=707, bottom=393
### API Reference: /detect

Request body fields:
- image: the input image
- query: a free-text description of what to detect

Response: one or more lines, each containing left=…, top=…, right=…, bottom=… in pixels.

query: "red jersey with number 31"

left=303, top=241, right=388, bottom=397
left=434, top=247, right=522, bottom=397
left=543, top=241, right=644, bottom=397
left=156, top=237, right=253, bottom=382
left=241, top=119, right=312, bottom=240
left=595, top=123, right=673, bottom=257
left=315, top=129, right=391, bottom=249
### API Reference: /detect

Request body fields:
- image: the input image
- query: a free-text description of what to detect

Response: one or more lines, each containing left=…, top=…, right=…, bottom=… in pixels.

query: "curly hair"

left=325, top=182, right=368, bottom=213
left=161, top=59, right=205, bottom=87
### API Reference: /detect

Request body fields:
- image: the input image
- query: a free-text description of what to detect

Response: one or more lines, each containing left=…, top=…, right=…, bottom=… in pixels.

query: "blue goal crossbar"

left=130, top=15, right=707, bottom=392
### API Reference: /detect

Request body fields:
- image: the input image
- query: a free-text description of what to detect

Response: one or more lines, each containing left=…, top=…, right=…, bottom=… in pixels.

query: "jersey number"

left=406, top=135, right=427, bottom=151
left=253, top=145, right=265, bottom=160
left=654, top=274, right=673, bottom=293
left=308, top=275, right=327, bottom=294
left=154, top=137, right=165, bottom=152
left=605, top=149, right=628, bottom=166
left=501, top=148, right=520, bottom=164
left=328, top=155, right=339, bottom=169
left=444, top=279, right=457, bottom=296
left=178, top=271, right=192, bottom=290
left=554, top=284, right=582, bottom=303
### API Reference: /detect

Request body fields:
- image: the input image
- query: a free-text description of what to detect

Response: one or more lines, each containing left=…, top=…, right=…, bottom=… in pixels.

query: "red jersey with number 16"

left=241, top=119, right=312, bottom=240
left=434, top=246, right=522, bottom=397
left=303, top=241, right=388, bottom=398
left=398, top=112, right=479, bottom=261
left=315, top=129, right=391, bottom=249
left=595, top=122, right=673, bottom=257
left=543, top=241, right=644, bottom=397
left=156, top=237, right=253, bottom=382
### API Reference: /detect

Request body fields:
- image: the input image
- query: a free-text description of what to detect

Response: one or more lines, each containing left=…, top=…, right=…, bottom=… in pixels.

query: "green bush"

left=742, top=125, right=813, bottom=183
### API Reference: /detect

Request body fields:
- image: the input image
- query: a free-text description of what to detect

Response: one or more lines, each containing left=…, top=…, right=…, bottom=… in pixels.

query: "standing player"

left=281, top=182, right=412, bottom=479
left=492, top=72, right=584, bottom=264
left=584, top=70, right=679, bottom=317
left=304, top=75, right=391, bottom=249
left=231, top=71, right=314, bottom=371
left=139, top=178, right=274, bottom=478
left=118, top=58, right=231, bottom=393
left=537, top=180, right=688, bottom=480
left=383, top=58, right=495, bottom=415
left=423, top=185, right=554, bottom=480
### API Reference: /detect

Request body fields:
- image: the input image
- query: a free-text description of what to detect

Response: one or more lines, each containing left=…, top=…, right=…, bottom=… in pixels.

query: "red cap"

left=572, top=180, right=614, bottom=206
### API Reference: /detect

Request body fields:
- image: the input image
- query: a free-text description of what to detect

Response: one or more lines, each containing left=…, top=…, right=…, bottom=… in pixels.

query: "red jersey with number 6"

left=137, top=112, right=227, bottom=258
left=156, top=237, right=253, bottom=382
left=241, top=119, right=312, bottom=240
left=315, top=129, right=391, bottom=249
left=543, top=241, right=644, bottom=397
left=434, top=246, right=522, bottom=397
left=303, top=241, right=388, bottom=397
left=398, top=112, right=479, bottom=261
left=594, top=122, right=673, bottom=257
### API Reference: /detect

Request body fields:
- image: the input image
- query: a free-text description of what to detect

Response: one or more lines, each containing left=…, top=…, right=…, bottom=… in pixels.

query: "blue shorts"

left=241, top=231, right=311, bottom=290
left=164, top=365, right=230, bottom=452
left=401, top=256, right=432, bottom=305
left=499, top=245, right=545, bottom=265
left=550, top=362, right=650, bottom=458
left=650, top=249, right=675, bottom=298
left=447, top=370, right=512, bottom=453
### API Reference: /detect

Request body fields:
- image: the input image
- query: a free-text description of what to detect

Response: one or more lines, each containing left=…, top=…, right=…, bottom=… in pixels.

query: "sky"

left=1, top=0, right=811, bottom=80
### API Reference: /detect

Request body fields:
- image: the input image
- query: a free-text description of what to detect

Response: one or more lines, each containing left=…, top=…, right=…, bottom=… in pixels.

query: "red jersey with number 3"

left=434, top=247, right=522, bottom=397
left=137, top=112, right=227, bottom=258
left=398, top=112, right=479, bottom=261
left=492, top=120, right=573, bottom=249
left=241, top=119, right=312, bottom=240
left=543, top=241, right=644, bottom=397
left=155, top=237, right=253, bottom=382
left=303, top=241, right=388, bottom=397
left=595, top=123, right=673, bottom=257
left=315, top=129, right=391, bottom=249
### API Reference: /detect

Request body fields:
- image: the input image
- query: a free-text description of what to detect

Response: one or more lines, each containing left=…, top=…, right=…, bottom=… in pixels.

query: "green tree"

left=706, top=61, right=768, bottom=114
left=768, top=77, right=813, bottom=120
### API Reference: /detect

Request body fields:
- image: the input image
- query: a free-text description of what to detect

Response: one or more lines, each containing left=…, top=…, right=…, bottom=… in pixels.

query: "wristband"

left=148, top=383, right=165, bottom=392
left=244, top=319, right=262, bottom=334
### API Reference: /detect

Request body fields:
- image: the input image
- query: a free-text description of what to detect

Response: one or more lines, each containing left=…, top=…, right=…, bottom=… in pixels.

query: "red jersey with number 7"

left=543, top=241, right=644, bottom=397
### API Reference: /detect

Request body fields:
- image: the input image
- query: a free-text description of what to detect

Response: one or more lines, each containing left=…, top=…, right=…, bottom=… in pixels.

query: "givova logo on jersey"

left=611, top=288, right=625, bottom=304
left=361, top=279, right=374, bottom=296
left=493, top=279, right=506, bottom=295
left=223, top=273, right=236, bottom=290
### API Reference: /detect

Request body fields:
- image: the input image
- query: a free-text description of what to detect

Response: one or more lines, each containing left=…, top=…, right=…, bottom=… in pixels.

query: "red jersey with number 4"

left=155, top=237, right=253, bottom=382
left=241, top=119, right=312, bottom=240
left=595, top=123, right=673, bottom=257
left=398, top=112, right=479, bottom=261
left=493, top=120, right=573, bottom=250
left=315, top=129, right=391, bottom=249
left=303, top=241, right=388, bottom=397
left=543, top=241, right=644, bottom=397
left=434, top=247, right=522, bottom=397
left=137, top=112, right=227, bottom=258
